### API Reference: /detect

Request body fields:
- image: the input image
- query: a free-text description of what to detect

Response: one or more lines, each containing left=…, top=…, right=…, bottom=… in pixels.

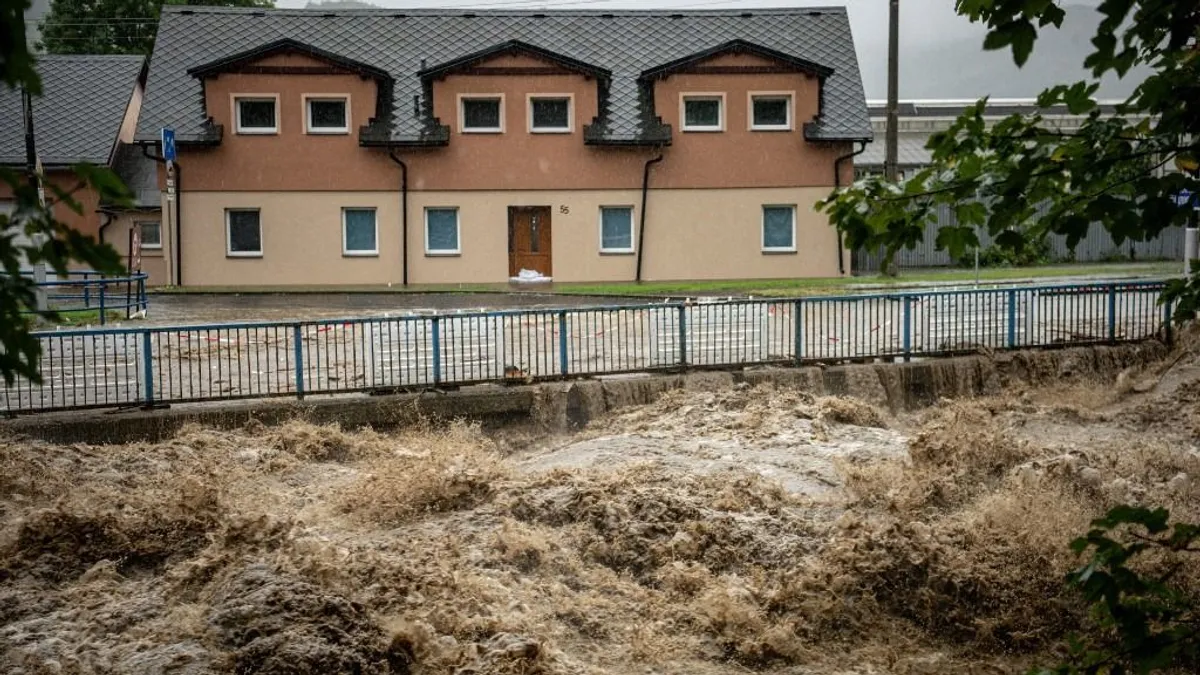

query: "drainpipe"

left=97, top=211, right=114, bottom=245
left=635, top=150, right=665, bottom=283
left=388, top=150, right=409, bottom=286
left=833, top=141, right=868, bottom=275
left=141, top=144, right=182, bottom=285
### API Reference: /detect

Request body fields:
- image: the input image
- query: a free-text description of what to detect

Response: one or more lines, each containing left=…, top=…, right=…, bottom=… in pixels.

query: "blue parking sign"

left=161, top=128, right=176, bottom=162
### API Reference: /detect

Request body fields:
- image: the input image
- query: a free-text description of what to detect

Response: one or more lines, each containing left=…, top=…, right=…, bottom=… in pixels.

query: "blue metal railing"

left=1, top=280, right=1171, bottom=415
left=16, top=272, right=149, bottom=325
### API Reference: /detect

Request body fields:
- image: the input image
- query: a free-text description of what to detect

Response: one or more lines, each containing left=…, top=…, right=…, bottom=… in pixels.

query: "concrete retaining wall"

left=2, top=342, right=1167, bottom=445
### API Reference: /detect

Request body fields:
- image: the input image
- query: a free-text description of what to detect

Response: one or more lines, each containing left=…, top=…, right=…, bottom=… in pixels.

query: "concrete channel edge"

left=2, top=342, right=1167, bottom=445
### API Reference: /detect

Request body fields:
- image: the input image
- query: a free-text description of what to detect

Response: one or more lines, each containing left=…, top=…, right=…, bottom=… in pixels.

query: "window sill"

left=682, top=127, right=723, bottom=133
left=343, top=251, right=379, bottom=258
left=751, top=126, right=793, bottom=132
left=531, top=128, right=572, bottom=134
left=600, top=250, right=635, bottom=256
left=461, top=129, right=503, bottom=134
left=227, top=253, right=264, bottom=258
left=235, top=129, right=278, bottom=135
left=761, top=249, right=797, bottom=255
left=425, top=251, right=461, bottom=257
left=307, top=129, right=350, bottom=135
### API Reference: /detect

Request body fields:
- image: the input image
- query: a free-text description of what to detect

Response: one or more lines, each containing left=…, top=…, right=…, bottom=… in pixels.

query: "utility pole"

left=22, top=86, right=48, bottom=312
left=885, top=0, right=899, bottom=184
left=883, top=0, right=901, bottom=277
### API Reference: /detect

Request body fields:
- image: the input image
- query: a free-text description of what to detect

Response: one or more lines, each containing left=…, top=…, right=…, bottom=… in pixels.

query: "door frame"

left=507, top=205, right=553, bottom=277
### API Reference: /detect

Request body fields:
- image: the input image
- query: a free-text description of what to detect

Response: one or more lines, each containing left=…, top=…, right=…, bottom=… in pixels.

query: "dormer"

left=639, top=40, right=835, bottom=140
left=186, top=38, right=393, bottom=144
left=415, top=40, right=615, bottom=143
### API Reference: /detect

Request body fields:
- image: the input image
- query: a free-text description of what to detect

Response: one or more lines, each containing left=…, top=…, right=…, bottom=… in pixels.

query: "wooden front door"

left=508, top=206, right=552, bottom=278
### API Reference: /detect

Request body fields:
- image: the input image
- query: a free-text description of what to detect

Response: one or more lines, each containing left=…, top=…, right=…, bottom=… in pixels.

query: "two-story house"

left=1, top=54, right=165, bottom=281
left=134, top=7, right=872, bottom=287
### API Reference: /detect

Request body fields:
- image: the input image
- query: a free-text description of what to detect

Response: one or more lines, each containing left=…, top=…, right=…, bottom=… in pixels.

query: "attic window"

left=529, top=96, right=572, bottom=133
left=306, top=96, right=349, bottom=134
left=682, top=94, right=724, bottom=132
left=235, top=96, right=278, bottom=134
left=460, top=95, right=504, bottom=133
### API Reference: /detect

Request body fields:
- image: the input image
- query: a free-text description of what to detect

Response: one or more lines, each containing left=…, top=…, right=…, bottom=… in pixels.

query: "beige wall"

left=178, top=187, right=846, bottom=286
left=180, top=191, right=400, bottom=286
left=106, top=212, right=168, bottom=286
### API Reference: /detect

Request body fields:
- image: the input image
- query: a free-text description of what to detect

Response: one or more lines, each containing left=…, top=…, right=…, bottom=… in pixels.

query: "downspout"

left=635, top=150, right=665, bottom=283
left=98, top=211, right=115, bottom=245
left=832, top=141, right=868, bottom=275
left=388, top=150, right=409, bottom=286
left=141, top=144, right=182, bottom=285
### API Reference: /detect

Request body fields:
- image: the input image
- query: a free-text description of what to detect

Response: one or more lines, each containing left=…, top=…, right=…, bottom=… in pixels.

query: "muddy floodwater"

left=3, top=333, right=1200, bottom=673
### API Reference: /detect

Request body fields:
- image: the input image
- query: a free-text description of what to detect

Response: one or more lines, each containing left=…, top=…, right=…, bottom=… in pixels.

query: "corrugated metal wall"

left=853, top=203, right=1184, bottom=272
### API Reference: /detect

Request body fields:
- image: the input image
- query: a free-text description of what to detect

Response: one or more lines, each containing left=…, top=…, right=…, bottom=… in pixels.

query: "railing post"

left=793, top=299, right=803, bottom=364
left=98, top=281, right=106, bottom=326
left=1007, top=289, right=1017, bottom=349
left=83, top=282, right=91, bottom=309
left=139, top=276, right=147, bottom=312
left=677, top=304, right=688, bottom=367
left=141, top=330, right=155, bottom=406
left=1107, top=283, right=1118, bottom=343
left=432, top=316, right=442, bottom=384
left=558, top=311, right=569, bottom=376
left=293, top=324, right=305, bottom=399
left=902, top=295, right=912, bottom=362
left=1163, top=295, right=1174, bottom=346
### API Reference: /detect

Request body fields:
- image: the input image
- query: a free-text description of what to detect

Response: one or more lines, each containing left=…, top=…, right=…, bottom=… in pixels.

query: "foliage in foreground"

left=820, top=0, right=1199, bottom=305
left=1, top=0, right=127, bottom=384
left=1037, top=506, right=1199, bottom=675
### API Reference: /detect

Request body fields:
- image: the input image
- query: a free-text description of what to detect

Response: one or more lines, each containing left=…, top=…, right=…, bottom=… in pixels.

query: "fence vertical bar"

left=677, top=304, right=687, bottom=367
left=1163, top=296, right=1174, bottom=346
left=1107, top=283, right=1117, bottom=343
left=1007, top=289, right=1017, bottom=348
left=292, top=324, right=305, bottom=399
left=432, top=317, right=442, bottom=385
left=141, top=330, right=155, bottom=406
left=98, top=282, right=106, bottom=326
left=558, top=311, right=569, bottom=376
left=793, top=298, right=803, bottom=364
left=902, top=295, right=912, bottom=361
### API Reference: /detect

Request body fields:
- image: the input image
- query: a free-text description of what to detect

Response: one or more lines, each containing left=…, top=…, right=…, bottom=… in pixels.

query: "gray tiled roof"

left=858, top=134, right=932, bottom=168
left=109, top=142, right=161, bottom=208
left=137, top=6, right=872, bottom=145
left=0, top=55, right=144, bottom=166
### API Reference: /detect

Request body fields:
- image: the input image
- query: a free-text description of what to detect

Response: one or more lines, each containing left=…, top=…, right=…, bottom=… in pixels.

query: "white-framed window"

left=750, top=92, right=793, bottom=131
left=226, top=209, right=263, bottom=257
left=681, top=93, right=724, bottom=132
left=528, top=95, right=572, bottom=133
left=459, top=95, right=504, bottom=133
left=234, top=95, right=278, bottom=134
left=762, top=205, right=797, bottom=252
left=137, top=220, right=162, bottom=249
left=305, top=95, right=350, bottom=134
left=599, top=206, right=634, bottom=253
left=342, top=207, right=377, bottom=256
left=425, top=207, right=460, bottom=255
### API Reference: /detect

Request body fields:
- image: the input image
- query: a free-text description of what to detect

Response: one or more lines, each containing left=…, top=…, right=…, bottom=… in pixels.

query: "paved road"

left=4, top=285, right=1166, bottom=413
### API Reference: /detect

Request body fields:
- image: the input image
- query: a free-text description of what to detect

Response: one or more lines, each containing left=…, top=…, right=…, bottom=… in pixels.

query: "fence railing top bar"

left=12, top=273, right=149, bottom=288
left=26, top=279, right=1169, bottom=339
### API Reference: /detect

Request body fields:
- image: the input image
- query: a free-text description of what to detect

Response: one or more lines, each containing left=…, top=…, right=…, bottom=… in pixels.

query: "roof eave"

left=418, top=40, right=611, bottom=81
left=186, top=37, right=391, bottom=82
left=639, top=39, right=835, bottom=81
